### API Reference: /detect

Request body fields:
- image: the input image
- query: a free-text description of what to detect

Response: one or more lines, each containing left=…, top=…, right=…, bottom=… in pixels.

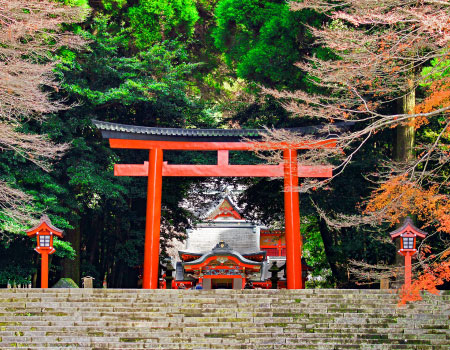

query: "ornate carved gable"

left=206, top=197, right=242, bottom=220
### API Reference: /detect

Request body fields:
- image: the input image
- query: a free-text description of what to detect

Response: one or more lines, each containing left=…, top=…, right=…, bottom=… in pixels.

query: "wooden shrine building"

left=173, top=196, right=310, bottom=289
left=93, top=120, right=338, bottom=289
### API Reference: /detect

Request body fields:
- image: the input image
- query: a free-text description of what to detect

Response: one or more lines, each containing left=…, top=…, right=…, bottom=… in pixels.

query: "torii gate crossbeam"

left=93, top=120, right=338, bottom=290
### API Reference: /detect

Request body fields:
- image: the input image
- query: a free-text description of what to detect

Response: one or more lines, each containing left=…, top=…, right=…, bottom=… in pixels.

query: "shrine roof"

left=203, top=195, right=242, bottom=220
left=93, top=120, right=350, bottom=142
left=179, top=248, right=266, bottom=264
left=181, top=241, right=265, bottom=268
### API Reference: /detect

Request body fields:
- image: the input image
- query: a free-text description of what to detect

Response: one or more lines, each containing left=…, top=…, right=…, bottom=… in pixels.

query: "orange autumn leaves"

left=415, top=77, right=450, bottom=129
left=365, top=176, right=450, bottom=302
left=400, top=258, right=450, bottom=304
left=365, top=175, right=450, bottom=233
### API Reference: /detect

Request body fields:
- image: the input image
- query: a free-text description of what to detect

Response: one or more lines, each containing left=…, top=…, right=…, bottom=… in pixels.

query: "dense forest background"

left=1, top=0, right=448, bottom=291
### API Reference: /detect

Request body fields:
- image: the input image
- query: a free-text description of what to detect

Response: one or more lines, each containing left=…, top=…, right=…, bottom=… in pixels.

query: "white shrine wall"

left=184, top=222, right=260, bottom=254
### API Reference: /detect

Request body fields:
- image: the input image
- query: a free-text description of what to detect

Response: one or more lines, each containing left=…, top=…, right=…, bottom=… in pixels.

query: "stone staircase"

left=0, top=289, right=449, bottom=349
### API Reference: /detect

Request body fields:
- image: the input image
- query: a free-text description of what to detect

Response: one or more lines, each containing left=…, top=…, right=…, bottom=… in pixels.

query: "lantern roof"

left=26, top=215, right=64, bottom=238
left=92, top=120, right=351, bottom=142
left=389, top=217, right=427, bottom=240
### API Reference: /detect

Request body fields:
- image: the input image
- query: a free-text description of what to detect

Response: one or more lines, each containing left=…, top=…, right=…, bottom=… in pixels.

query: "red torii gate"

left=93, top=120, right=337, bottom=289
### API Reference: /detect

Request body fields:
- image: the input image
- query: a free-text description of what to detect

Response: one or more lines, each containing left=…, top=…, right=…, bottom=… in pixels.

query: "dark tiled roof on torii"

left=92, top=120, right=350, bottom=142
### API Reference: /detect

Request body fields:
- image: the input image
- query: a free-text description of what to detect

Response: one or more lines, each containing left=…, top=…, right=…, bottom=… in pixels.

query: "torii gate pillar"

left=143, top=148, right=163, bottom=289
left=283, top=149, right=303, bottom=289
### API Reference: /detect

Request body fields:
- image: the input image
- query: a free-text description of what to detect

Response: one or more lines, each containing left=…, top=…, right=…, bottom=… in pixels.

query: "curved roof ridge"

left=389, top=217, right=428, bottom=239
left=26, top=215, right=64, bottom=237
left=92, top=120, right=352, bottom=142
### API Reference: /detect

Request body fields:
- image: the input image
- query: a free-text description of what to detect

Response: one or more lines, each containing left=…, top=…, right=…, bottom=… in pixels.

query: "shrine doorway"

left=203, top=277, right=243, bottom=290
left=212, top=278, right=231, bottom=289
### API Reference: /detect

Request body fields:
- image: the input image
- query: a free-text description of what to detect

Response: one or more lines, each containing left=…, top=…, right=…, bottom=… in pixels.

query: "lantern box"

left=389, top=217, right=427, bottom=255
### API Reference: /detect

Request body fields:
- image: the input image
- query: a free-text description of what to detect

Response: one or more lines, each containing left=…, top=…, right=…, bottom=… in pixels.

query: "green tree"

left=93, top=0, right=199, bottom=50
left=213, top=0, right=319, bottom=88
left=128, top=0, right=199, bottom=49
left=44, top=17, right=215, bottom=286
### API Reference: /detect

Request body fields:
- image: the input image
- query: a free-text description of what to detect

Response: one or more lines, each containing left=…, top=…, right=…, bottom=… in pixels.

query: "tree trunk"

left=394, top=73, right=415, bottom=162
left=392, top=71, right=416, bottom=285
left=62, top=225, right=81, bottom=286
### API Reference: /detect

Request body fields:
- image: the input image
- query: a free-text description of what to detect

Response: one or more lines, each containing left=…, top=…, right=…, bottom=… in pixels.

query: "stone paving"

left=0, top=289, right=449, bottom=349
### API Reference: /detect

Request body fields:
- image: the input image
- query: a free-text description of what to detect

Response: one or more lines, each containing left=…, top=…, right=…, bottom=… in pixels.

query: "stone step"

left=1, top=294, right=402, bottom=300
left=4, top=299, right=336, bottom=304
left=29, top=307, right=442, bottom=314
left=0, top=310, right=442, bottom=322
left=1, top=336, right=434, bottom=345
left=3, top=299, right=444, bottom=307
left=1, top=341, right=449, bottom=350
left=1, top=325, right=441, bottom=336
left=1, top=294, right=431, bottom=301
left=3, top=342, right=448, bottom=350
left=4, top=321, right=437, bottom=333
left=1, top=318, right=447, bottom=329
left=4, top=325, right=438, bottom=335
left=2, top=301, right=444, bottom=311
left=2, top=334, right=447, bottom=343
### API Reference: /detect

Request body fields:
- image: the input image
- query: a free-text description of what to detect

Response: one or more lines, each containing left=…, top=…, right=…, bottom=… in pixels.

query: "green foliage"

left=421, top=55, right=450, bottom=86
left=213, top=0, right=317, bottom=88
left=102, top=0, right=127, bottom=12
left=53, top=238, right=76, bottom=259
left=64, top=42, right=195, bottom=106
left=230, top=95, right=292, bottom=128
left=302, top=216, right=333, bottom=288
left=127, top=0, right=199, bottom=49
left=0, top=161, right=76, bottom=283
left=60, top=17, right=210, bottom=126
left=58, top=0, right=90, bottom=8
left=0, top=213, right=30, bottom=236
left=0, top=237, right=35, bottom=285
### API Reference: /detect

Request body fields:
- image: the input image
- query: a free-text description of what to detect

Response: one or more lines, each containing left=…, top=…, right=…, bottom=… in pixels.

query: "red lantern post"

left=26, top=215, right=64, bottom=288
left=389, top=217, right=427, bottom=289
